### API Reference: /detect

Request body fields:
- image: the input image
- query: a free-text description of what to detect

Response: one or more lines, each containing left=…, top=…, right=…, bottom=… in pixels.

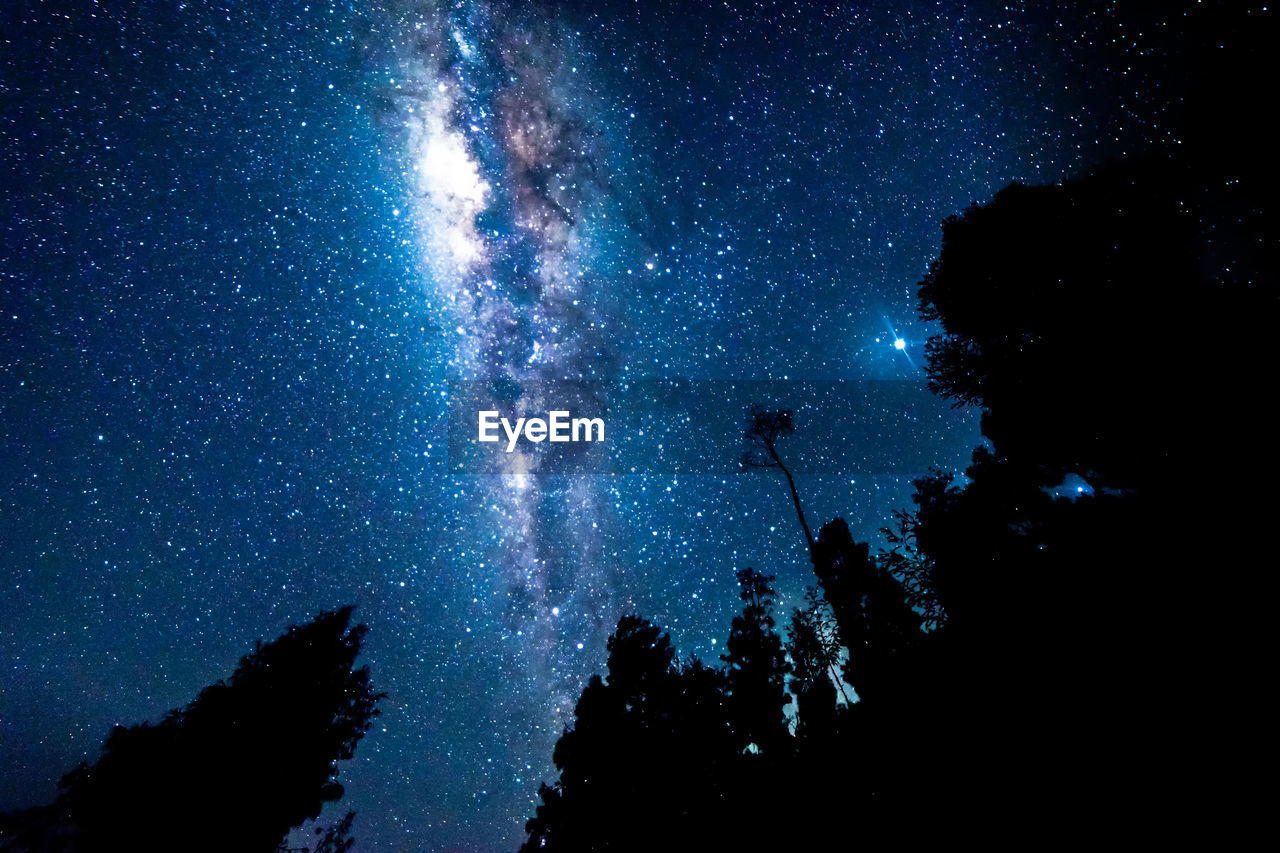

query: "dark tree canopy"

left=740, top=407, right=795, bottom=468
left=721, top=568, right=791, bottom=757
left=909, top=153, right=1276, bottom=835
left=920, top=155, right=1275, bottom=494
left=0, top=607, right=383, bottom=853
left=521, top=616, right=737, bottom=853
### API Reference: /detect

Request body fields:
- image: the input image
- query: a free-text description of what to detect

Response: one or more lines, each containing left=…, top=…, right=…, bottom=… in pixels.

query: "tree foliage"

left=0, top=607, right=383, bottom=853
left=721, top=568, right=791, bottom=757
left=521, top=616, right=736, bottom=853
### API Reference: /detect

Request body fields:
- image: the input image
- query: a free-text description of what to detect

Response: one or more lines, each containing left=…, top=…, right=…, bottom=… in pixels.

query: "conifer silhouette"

left=0, top=607, right=383, bottom=853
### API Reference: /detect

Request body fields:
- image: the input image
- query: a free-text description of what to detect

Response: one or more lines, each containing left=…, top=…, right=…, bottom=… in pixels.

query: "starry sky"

left=2, top=1, right=1179, bottom=850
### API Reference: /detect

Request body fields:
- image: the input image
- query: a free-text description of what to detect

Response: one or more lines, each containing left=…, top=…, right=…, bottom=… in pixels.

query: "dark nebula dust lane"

left=0, top=1, right=1183, bottom=850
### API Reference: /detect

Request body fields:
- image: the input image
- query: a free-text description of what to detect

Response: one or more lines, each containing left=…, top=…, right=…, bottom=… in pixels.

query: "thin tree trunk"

left=829, top=663, right=853, bottom=705
left=771, top=446, right=815, bottom=558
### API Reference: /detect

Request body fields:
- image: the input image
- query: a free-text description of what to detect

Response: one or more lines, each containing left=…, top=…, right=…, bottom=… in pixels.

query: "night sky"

left=2, top=1, right=1177, bottom=850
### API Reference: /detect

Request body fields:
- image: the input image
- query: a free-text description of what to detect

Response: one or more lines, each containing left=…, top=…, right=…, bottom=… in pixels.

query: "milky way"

left=392, top=0, right=633, bottom=818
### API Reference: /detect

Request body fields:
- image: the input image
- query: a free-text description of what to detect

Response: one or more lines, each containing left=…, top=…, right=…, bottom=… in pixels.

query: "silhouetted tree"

left=920, top=155, right=1274, bottom=497
left=810, top=519, right=920, bottom=701
left=0, top=607, right=383, bottom=853
left=878, top=504, right=945, bottom=632
left=721, top=568, right=792, bottom=758
left=521, top=616, right=737, bottom=853
left=910, top=151, right=1276, bottom=836
left=785, top=589, right=844, bottom=742
left=742, top=407, right=814, bottom=556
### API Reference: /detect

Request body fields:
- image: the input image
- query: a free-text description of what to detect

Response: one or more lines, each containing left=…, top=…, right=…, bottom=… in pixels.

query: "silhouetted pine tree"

left=0, top=607, right=383, bottom=853
left=721, top=568, right=791, bottom=759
